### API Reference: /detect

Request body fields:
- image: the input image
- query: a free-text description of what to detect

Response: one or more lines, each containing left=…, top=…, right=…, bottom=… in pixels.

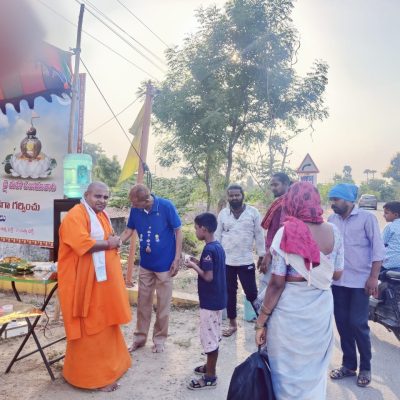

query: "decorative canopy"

left=0, top=42, right=72, bottom=114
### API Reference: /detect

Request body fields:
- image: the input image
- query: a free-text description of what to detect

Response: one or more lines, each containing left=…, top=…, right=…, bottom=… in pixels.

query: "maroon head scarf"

left=280, top=182, right=324, bottom=269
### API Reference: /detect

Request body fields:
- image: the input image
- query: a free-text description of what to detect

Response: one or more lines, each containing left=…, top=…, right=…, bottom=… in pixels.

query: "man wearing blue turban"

left=327, top=183, right=385, bottom=388
left=328, top=183, right=358, bottom=202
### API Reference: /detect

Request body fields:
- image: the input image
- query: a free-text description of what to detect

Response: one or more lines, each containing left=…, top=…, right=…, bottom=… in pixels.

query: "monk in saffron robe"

left=58, top=181, right=131, bottom=392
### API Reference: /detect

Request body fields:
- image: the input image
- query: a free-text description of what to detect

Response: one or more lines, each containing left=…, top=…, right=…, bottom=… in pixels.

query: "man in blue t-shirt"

left=185, top=212, right=227, bottom=390
left=120, top=184, right=182, bottom=353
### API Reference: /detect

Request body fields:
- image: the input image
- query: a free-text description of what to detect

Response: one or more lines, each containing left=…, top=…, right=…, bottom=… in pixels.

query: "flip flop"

left=194, top=365, right=207, bottom=376
left=222, top=327, right=237, bottom=337
left=330, top=366, right=356, bottom=380
left=187, top=376, right=217, bottom=390
left=357, top=370, right=371, bottom=387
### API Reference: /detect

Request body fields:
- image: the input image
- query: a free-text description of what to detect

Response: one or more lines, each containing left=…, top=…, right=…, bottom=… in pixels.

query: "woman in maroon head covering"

left=254, top=182, right=344, bottom=400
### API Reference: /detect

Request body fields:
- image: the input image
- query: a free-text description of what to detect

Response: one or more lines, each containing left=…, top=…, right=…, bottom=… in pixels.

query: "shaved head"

left=84, top=181, right=110, bottom=213
left=86, top=181, right=109, bottom=193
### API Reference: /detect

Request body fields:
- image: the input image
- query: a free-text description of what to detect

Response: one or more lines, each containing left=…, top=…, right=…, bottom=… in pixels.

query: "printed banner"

left=0, top=95, right=71, bottom=246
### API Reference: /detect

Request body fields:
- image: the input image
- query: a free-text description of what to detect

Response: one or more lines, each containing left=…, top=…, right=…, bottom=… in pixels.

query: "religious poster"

left=0, top=95, right=71, bottom=246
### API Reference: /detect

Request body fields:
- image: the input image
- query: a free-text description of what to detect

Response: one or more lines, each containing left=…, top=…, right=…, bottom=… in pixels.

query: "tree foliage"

left=152, top=0, right=329, bottom=205
left=83, top=141, right=121, bottom=188
left=83, top=141, right=104, bottom=165
left=360, top=179, right=395, bottom=202
left=109, top=176, right=201, bottom=215
left=93, top=155, right=121, bottom=188
left=384, top=152, right=400, bottom=182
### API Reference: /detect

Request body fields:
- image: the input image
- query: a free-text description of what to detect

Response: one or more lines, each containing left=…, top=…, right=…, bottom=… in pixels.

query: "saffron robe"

left=58, top=204, right=131, bottom=389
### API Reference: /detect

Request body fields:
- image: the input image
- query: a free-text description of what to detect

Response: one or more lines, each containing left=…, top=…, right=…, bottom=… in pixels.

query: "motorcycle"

left=369, top=270, right=400, bottom=341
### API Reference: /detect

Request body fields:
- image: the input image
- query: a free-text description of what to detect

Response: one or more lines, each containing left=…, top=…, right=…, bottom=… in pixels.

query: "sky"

left=26, top=0, right=400, bottom=184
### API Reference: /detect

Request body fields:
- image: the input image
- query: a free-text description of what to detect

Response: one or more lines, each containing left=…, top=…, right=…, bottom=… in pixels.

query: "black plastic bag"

left=227, top=348, right=276, bottom=400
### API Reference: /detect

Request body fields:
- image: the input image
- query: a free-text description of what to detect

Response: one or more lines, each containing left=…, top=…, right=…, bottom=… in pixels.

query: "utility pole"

left=125, top=81, right=154, bottom=287
left=137, top=81, right=154, bottom=182
left=67, top=3, right=85, bottom=153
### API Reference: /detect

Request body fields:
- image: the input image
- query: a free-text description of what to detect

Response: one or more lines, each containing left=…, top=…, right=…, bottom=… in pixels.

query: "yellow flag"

left=117, top=104, right=145, bottom=185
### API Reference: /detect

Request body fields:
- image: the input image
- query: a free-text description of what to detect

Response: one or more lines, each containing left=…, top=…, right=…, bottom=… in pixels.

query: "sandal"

left=187, top=376, right=217, bottom=390
left=330, top=366, right=356, bottom=380
left=194, top=365, right=207, bottom=376
left=357, top=370, right=371, bottom=387
left=222, top=327, right=237, bottom=337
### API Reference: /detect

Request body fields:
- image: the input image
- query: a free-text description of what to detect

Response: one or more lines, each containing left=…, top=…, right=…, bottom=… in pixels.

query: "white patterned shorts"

left=199, top=308, right=223, bottom=354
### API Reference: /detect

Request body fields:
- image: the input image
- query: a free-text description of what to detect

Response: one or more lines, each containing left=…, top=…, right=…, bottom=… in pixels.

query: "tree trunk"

left=206, top=179, right=212, bottom=211
left=204, top=160, right=212, bottom=211
left=225, top=145, right=233, bottom=187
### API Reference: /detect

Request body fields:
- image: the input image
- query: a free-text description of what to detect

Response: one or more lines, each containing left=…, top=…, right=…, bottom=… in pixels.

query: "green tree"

left=363, top=168, right=372, bottom=184
left=332, top=173, right=343, bottom=184
left=361, top=178, right=395, bottom=202
left=317, top=182, right=334, bottom=205
left=153, top=0, right=329, bottom=205
left=83, top=142, right=104, bottom=165
left=109, top=176, right=201, bottom=215
left=384, top=153, right=400, bottom=182
left=84, top=141, right=121, bottom=188
left=93, top=155, right=121, bottom=188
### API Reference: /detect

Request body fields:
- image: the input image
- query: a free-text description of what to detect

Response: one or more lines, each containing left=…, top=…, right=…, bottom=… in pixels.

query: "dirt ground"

left=0, top=205, right=397, bottom=400
left=1, top=287, right=400, bottom=400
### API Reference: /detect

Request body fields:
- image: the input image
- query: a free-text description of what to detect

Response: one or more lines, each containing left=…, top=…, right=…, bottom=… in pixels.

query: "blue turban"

left=328, top=183, right=358, bottom=202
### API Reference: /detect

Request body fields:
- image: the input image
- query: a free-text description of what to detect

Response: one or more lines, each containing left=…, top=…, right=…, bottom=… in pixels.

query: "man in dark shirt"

left=259, top=172, right=291, bottom=291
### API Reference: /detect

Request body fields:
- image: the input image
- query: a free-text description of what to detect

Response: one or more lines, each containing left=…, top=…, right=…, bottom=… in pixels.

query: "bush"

left=181, top=224, right=202, bottom=257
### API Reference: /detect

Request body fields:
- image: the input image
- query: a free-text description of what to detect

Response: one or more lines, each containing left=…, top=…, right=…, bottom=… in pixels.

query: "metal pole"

left=67, top=3, right=85, bottom=154
left=125, top=81, right=154, bottom=287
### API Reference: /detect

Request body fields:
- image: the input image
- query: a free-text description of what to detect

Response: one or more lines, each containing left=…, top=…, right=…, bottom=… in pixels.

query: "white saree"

left=266, top=227, right=336, bottom=400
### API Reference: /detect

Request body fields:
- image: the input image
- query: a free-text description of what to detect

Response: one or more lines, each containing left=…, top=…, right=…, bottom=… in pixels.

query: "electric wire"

left=82, top=0, right=165, bottom=65
left=75, top=0, right=166, bottom=73
left=116, top=0, right=170, bottom=48
left=84, top=95, right=141, bottom=137
left=80, top=57, right=150, bottom=178
left=37, top=0, right=157, bottom=79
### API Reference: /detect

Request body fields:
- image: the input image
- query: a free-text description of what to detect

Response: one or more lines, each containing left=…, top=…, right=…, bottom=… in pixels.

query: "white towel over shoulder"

left=81, top=198, right=112, bottom=282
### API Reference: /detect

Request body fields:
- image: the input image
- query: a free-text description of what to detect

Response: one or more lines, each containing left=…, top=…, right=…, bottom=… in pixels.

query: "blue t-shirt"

left=198, top=241, right=227, bottom=311
left=382, top=218, right=400, bottom=270
left=127, top=195, right=181, bottom=272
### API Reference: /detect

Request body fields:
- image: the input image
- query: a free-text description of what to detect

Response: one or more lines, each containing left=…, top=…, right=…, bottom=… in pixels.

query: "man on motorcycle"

left=380, top=201, right=400, bottom=280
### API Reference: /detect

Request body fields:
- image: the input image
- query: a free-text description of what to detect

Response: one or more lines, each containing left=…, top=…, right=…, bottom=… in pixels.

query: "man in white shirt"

left=215, top=184, right=266, bottom=336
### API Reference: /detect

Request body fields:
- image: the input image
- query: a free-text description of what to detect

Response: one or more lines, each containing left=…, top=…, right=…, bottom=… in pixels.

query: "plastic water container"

left=243, top=294, right=257, bottom=321
left=63, top=153, right=92, bottom=198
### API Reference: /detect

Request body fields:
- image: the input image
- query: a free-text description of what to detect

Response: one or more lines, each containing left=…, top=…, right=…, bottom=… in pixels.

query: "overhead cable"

left=116, top=0, right=170, bottom=48
left=80, top=57, right=148, bottom=170
left=37, top=0, right=157, bottom=79
left=84, top=95, right=141, bottom=137
left=82, top=0, right=165, bottom=65
left=75, top=0, right=166, bottom=73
